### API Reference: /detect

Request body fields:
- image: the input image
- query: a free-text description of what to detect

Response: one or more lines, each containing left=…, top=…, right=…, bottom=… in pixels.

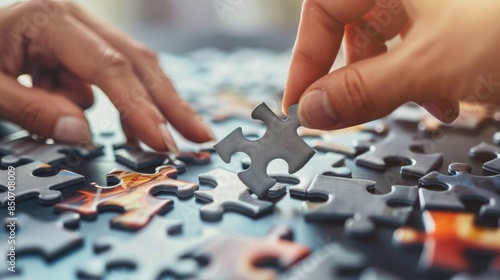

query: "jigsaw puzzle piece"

left=469, top=142, right=500, bottom=174
left=214, top=102, right=315, bottom=197
left=355, top=130, right=443, bottom=178
left=393, top=211, right=500, bottom=271
left=494, top=132, right=500, bottom=145
left=359, top=267, right=403, bottom=280
left=79, top=218, right=215, bottom=279
left=242, top=152, right=351, bottom=197
left=114, top=146, right=167, bottom=170
left=419, top=163, right=500, bottom=219
left=304, top=175, right=418, bottom=237
left=0, top=161, right=84, bottom=206
left=4, top=213, right=83, bottom=261
left=195, top=168, right=276, bottom=220
left=194, top=225, right=310, bottom=280
left=55, top=165, right=197, bottom=230
left=176, top=151, right=211, bottom=165
left=281, top=243, right=366, bottom=280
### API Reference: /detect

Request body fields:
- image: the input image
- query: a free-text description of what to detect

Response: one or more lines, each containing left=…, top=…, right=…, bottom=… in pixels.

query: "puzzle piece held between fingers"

left=0, top=161, right=84, bottom=206
left=469, top=142, right=500, bottom=174
left=194, top=225, right=310, bottom=280
left=79, top=218, right=216, bottom=279
left=214, top=103, right=315, bottom=197
left=304, top=175, right=418, bottom=237
left=55, top=165, right=198, bottom=230
left=4, top=213, right=83, bottom=261
left=195, top=168, right=278, bottom=220
left=355, top=129, right=443, bottom=178
left=419, top=163, right=500, bottom=219
left=393, top=211, right=500, bottom=271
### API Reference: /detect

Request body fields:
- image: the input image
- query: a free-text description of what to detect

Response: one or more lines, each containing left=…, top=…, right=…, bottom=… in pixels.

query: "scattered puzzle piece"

left=79, top=218, right=215, bottom=279
left=194, top=225, right=310, bottom=280
left=359, top=267, right=403, bottom=280
left=55, top=165, right=198, bottom=230
left=214, top=102, right=315, bottom=197
left=494, top=132, right=500, bottom=145
left=195, top=168, right=279, bottom=221
left=4, top=213, right=83, bottom=261
left=355, top=128, right=443, bottom=178
left=281, top=243, right=366, bottom=280
left=393, top=211, right=500, bottom=271
left=0, top=136, right=103, bottom=167
left=114, top=146, right=167, bottom=170
left=242, top=152, right=351, bottom=197
left=176, top=151, right=211, bottom=165
left=419, top=163, right=500, bottom=219
left=469, top=142, right=500, bottom=174
left=304, top=175, right=418, bottom=237
left=0, top=161, right=84, bottom=206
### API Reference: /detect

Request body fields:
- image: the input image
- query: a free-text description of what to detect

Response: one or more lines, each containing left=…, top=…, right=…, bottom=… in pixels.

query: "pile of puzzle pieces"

left=1, top=48, right=500, bottom=280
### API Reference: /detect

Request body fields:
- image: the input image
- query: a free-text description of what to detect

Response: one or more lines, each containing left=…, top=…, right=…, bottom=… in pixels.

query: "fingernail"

left=54, top=116, right=93, bottom=145
left=298, top=89, right=339, bottom=129
left=159, top=123, right=180, bottom=155
left=421, top=101, right=443, bottom=121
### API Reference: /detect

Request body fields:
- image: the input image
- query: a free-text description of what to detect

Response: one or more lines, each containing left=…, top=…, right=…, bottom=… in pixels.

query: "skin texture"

left=284, top=0, right=500, bottom=130
left=0, top=0, right=214, bottom=151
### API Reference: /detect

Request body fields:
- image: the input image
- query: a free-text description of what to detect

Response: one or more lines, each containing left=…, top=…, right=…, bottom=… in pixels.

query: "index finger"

left=283, top=0, right=376, bottom=112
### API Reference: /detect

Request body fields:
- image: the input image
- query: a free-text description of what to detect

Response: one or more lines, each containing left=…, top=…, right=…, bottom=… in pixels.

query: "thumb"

left=297, top=50, right=420, bottom=129
left=0, top=74, right=92, bottom=146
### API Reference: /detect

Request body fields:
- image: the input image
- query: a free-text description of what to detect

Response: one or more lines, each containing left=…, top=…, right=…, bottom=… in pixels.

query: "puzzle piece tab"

left=194, top=225, right=310, bottom=280
left=195, top=168, right=277, bottom=220
left=55, top=165, right=197, bottom=230
left=393, top=211, right=500, bottom=271
left=0, top=161, right=84, bottom=206
left=304, top=175, right=418, bottom=237
left=469, top=142, right=500, bottom=174
left=419, top=163, right=500, bottom=219
left=355, top=129, right=443, bottom=178
left=214, top=102, right=315, bottom=197
left=79, top=218, right=215, bottom=279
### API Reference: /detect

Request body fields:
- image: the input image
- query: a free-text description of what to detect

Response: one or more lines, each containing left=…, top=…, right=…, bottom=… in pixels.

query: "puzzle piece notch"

left=393, top=211, right=500, bottom=271
left=79, top=218, right=216, bottom=279
left=4, top=213, right=83, bottom=261
left=195, top=168, right=277, bottom=220
left=304, top=175, right=418, bottom=237
left=281, top=243, right=367, bottom=280
left=419, top=163, right=500, bottom=220
left=0, top=161, right=84, bottom=206
left=355, top=129, right=443, bottom=178
left=242, top=152, right=351, bottom=197
left=0, top=136, right=103, bottom=167
left=55, top=165, right=198, bottom=230
left=469, top=142, right=500, bottom=174
left=214, top=102, right=315, bottom=197
left=194, top=225, right=310, bottom=280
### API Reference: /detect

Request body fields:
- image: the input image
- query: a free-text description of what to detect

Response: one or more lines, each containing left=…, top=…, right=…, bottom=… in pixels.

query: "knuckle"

left=98, top=50, right=133, bottom=78
left=341, top=68, right=374, bottom=116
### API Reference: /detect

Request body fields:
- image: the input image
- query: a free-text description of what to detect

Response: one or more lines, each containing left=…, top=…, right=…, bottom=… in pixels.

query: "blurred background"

left=2, top=0, right=303, bottom=53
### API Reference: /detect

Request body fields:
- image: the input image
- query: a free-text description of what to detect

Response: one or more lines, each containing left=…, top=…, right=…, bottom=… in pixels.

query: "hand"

left=0, top=0, right=215, bottom=151
left=283, top=0, right=500, bottom=130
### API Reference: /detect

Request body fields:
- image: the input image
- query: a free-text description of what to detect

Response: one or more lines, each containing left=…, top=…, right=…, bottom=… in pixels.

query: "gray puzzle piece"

left=0, top=136, right=103, bottom=167
left=469, top=142, right=500, bottom=174
left=280, top=243, right=367, bottom=280
left=195, top=168, right=278, bottom=220
left=419, top=163, right=500, bottom=219
left=0, top=161, right=84, bottom=206
left=494, top=131, right=500, bottom=145
left=304, top=175, right=418, bottom=237
left=214, top=103, right=315, bottom=197
left=355, top=130, right=443, bottom=178
left=4, top=213, right=83, bottom=260
left=359, top=267, right=403, bottom=280
left=242, top=152, right=351, bottom=197
left=114, top=146, right=167, bottom=170
left=79, top=218, right=216, bottom=279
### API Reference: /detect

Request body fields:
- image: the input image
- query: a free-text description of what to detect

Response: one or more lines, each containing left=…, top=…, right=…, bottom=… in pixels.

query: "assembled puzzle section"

left=214, top=102, right=315, bottom=197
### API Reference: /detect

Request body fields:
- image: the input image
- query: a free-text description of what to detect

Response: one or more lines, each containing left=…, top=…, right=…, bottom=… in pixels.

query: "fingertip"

left=297, top=89, right=339, bottom=129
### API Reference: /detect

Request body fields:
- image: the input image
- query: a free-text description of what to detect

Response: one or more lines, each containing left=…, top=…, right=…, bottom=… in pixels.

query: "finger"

left=344, top=19, right=388, bottom=65
left=32, top=69, right=94, bottom=109
left=64, top=3, right=215, bottom=143
left=0, top=73, right=92, bottom=145
left=283, top=0, right=376, bottom=113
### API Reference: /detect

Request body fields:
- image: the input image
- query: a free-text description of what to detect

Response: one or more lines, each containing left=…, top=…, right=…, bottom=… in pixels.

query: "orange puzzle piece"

left=393, top=211, right=500, bottom=271
left=55, top=166, right=198, bottom=230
